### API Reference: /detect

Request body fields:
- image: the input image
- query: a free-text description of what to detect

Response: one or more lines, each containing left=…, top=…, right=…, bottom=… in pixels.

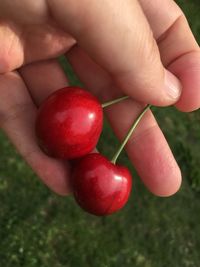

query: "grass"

left=0, top=1, right=200, bottom=266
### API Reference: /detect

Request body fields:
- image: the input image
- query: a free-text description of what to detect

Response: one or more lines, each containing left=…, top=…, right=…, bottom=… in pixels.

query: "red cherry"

left=36, top=87, right=103, bottom=159
left=72, top=153, right=132, bottom=216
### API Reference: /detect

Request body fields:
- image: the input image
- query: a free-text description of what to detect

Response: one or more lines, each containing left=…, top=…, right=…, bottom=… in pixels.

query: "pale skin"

left=0, top=0, right=200, bottom=196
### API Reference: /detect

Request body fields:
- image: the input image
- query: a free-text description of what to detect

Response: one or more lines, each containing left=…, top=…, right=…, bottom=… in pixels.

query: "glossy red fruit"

left=72, top=153, right=132, bottom=216
left=36, top=87, right=103, bottom=159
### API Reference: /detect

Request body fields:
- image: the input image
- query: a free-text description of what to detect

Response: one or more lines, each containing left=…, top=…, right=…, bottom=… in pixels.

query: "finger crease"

left=0, top=102, right=34, bottom=128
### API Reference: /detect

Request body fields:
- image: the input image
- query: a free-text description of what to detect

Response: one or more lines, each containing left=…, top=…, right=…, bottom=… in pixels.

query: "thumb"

left=49, top=0, right=182, bottom=106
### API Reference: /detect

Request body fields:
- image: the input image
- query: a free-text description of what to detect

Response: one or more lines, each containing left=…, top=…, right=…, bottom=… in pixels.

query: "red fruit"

left=72, top=153, right=132, bottom=216
left=36, top=87, right=103, bottom=159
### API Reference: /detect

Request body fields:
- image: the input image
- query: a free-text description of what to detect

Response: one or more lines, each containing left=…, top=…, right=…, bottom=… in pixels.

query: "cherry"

left=36, top=87, right=103, bottom=159
left=72, top=104, right=151, bottom=216
left=72, top=153, right=132, bottom=216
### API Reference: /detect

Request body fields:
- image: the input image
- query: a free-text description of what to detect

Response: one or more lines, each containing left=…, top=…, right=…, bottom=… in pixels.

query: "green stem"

left=102, top=96, right=129, bottom=108
left=111, top=104, right=151, bottom=164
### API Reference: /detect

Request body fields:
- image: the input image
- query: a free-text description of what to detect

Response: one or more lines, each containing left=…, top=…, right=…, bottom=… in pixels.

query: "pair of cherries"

left=36, top=86, right=149, bottom=216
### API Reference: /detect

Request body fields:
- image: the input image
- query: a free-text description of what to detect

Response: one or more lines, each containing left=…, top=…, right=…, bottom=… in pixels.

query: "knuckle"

left=135, top=29, right=164, bottom=88
left=140, top=29, right=160, bottom=68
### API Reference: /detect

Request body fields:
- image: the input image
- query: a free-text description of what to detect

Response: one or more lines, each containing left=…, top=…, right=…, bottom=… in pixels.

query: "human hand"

left=0, top=0, right=199, bottom=196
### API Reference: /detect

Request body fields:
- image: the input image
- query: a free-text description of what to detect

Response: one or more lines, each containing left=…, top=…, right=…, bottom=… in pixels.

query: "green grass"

left=1, top=1, right=200, bottom=266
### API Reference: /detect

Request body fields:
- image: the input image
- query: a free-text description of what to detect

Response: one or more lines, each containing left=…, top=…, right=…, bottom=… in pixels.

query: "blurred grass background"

left=0, top=1, right=200, bottom=266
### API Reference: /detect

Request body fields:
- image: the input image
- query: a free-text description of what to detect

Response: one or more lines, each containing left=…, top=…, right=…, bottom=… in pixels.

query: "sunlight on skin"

left=0, top=0, right=199, bottom=196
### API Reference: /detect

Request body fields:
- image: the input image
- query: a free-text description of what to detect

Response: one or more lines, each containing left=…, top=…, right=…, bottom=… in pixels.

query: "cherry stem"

left=111, top=104, right=151, bottom=164
left=102, top=96, right=129, bottom=108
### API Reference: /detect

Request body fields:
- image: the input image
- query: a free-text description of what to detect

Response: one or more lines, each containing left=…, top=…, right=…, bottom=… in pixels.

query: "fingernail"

left=165, top=70, right=182, bottom=100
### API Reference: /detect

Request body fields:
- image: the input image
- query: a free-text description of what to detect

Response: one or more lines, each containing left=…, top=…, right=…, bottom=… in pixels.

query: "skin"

left=0, top=0, right=199, bottom=196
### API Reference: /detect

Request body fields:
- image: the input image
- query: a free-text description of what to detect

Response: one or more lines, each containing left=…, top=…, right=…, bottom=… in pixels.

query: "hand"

left=0, top=0, right=199, bottom=196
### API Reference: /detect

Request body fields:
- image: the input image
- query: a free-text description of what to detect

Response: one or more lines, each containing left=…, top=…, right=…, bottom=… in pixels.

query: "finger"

left=19, top=59, right=69, bottom=105
left=0, top=71, right=71, bottom=195
left=0, top=21, right=24, bottom=72
left=139, top=0, right=200, bottom=111
left=0, top=20, right=76, bottom=73
left=66, top=46, right=181, bottom=196
left=48, top=0, right=182, bottom=106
